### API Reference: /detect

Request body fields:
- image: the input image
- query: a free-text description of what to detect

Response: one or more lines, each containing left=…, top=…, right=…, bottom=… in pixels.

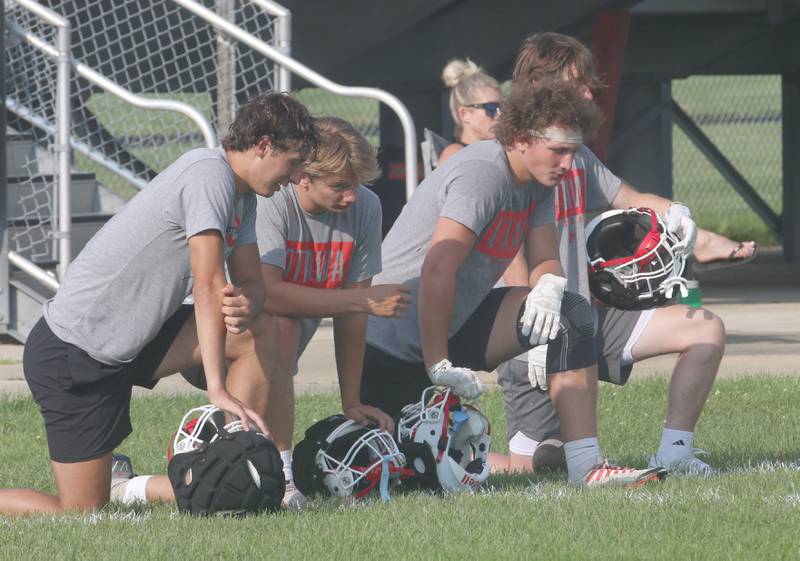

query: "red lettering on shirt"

left=225, top=213, right=241, bottom=248
left=475, top=202, right=536, bottom=261
left=555, top=169, right=586, bottom=221
left=284, top=240, right=354, bottom=288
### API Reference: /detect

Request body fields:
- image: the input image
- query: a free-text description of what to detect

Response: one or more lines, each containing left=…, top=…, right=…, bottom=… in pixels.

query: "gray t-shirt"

left=257, top=184, right=382, bottom=356
left=555, top=145, right=622, bottom=300
left=366, top=140, right=554, bottom=362
left=43, top=147, right=257, bottom=365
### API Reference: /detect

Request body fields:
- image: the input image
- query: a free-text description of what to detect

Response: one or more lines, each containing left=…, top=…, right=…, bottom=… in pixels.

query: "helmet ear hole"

left=167, top=429, right=285, bottom=516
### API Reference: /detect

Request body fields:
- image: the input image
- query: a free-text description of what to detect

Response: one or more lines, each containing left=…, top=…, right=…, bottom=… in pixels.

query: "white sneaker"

left=579, top=462, right=667, bottom=488
left=649, top=448, right=713, bottom=477
left=282, top=480, right=309, bottom=510
left=110, top=453, right=135, bottom=502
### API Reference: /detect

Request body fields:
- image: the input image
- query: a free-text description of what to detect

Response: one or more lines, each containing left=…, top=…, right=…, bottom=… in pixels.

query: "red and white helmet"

left=585, top=207, right=688, bottom=310
left=168, top=405, right=249, bottom=461
left=397, top=386, right=491, bottom=493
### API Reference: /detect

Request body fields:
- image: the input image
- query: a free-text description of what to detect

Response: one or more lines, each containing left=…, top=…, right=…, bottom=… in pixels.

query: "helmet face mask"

left=170, top=404, right=247, bottom=460
left=586, top=207, right=688, bottom=310
left=293, top=415, right=409, bottom=500
left=397, top=386, right=491, bottom=493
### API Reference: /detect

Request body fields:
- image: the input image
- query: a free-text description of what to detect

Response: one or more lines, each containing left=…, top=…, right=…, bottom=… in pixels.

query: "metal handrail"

left=172, top=0, right=419, bottom=199
left=10, top=0, right=72, bottom=276
left=8, top=252, right=60, bottom=292
left=5, top=96, right=150, bottom=190
left=7, top=19, right=217, bottom=150
left=250, top=0, right=292, bottom=91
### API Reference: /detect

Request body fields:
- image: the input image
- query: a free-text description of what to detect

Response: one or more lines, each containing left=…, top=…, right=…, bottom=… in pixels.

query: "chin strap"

left=378, top=458, right=391, bottom=502
left=353, top=462, right=416, bottom=501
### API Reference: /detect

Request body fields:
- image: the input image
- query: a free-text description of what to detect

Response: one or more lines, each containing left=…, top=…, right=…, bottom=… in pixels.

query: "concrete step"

left=6, top=173, right=100, bottom=217
left=7, top=212, right=113, bottom=266
left=5, top=133, right=38, bottom=177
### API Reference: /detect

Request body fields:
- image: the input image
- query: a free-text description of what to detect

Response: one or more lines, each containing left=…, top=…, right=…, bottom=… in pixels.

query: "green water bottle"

left=679, top=279, right=702, bottom=308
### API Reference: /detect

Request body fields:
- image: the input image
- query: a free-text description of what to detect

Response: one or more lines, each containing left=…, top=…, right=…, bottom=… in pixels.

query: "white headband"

left=533, top=126, right=584, bottom=144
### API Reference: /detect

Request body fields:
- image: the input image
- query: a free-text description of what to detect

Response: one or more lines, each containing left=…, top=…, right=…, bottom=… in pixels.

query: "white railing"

left=6, top=0, right=217, bottom=280
left=173, top=0, right=419, bottom=199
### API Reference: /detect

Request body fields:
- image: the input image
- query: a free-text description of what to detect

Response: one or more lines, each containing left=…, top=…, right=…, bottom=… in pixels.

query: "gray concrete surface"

left=0, top=281, right=797, bottom=398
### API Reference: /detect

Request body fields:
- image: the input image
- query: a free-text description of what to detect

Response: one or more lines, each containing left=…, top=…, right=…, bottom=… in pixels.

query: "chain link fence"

left=6, top=0, right=285, bottom=199
left=672, top=75, right=782, bottom=244
left=293, top=88, right=380, bottom=147
left=4, top=2, right=61, bottom=262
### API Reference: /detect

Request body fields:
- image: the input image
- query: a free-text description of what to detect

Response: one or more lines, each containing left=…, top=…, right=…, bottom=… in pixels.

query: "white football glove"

left=527, top=345, right=548, bottom=390
left=664, top=203, right=697, bottom=256
left=520, top=273, right=567, bottom=347
left=427, top=359, right=485, bottom=400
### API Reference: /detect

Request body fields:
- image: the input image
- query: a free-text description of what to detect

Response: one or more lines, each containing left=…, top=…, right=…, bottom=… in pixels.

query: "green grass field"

left=1, top=376, right=798, bottom=560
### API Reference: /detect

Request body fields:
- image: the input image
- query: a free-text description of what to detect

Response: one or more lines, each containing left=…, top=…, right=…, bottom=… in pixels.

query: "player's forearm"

left=264, top=281, right=367, bottom=317
left=616, top=189, right=672, bottom=216
left=418, top=263, right=455, bottom=368
left=528, top=258, right=563, bottom=288
left=193, top=279, right=228, bottom=392
left=239, top=278, right=266, bottom=320
left=333, top=314, right=368, bottom=409
left=503, top=248, right=531, bottom=287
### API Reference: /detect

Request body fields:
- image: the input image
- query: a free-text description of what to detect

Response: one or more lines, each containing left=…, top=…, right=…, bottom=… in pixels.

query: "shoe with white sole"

left=648, top=448, right=713, bottom=477
left=110, top=453, right=135, bottom=502
left=579, top=462, right=667, bottom=488
left=282, top=480, right=309, bottom=510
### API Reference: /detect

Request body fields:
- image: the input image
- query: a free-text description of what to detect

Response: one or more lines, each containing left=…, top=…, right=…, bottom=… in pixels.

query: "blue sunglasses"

left=464, top=101, right=501, bottom=118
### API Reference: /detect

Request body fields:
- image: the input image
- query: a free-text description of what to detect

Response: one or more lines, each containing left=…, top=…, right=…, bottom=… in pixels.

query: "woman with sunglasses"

left=438, top=58, right=502, bottom=164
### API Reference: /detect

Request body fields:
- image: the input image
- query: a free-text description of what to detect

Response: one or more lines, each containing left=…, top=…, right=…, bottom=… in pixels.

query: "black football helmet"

left=167, top=415, right=285, bottom=516
left=585, top=207, right=688, bottom=310
left=292, top=415, right=411, bottom=501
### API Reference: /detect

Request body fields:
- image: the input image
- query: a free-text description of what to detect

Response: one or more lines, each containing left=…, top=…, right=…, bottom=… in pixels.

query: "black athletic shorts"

left=361, top=288, right=597, bottom=420
left=23, top=306, right=193, bottom=463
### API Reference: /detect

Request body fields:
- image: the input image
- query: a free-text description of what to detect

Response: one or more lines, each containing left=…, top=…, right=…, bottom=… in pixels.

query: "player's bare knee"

left=690, top=308, right=726, bottom=349
left=252, top=314, right=300, bottom=345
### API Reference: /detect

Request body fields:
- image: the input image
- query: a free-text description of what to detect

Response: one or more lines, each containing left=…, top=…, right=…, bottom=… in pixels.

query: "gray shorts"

left=499, top=306, right=654, bottom=443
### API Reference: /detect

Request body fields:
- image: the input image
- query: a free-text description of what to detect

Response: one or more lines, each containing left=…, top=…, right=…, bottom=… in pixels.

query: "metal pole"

left=1, top=1, right=10, bottom=330
left=275, top=11, right=291, bottom=92
left=173, top=0, right=418, bottom=199
left=215, top=0, right=237, bottom=136
left=55, top=22, right=72, bottom=278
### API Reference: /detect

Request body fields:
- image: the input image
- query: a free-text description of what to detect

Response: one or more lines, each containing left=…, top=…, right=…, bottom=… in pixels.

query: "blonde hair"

left=303, top=116, right=381, bottom=186
left=441, top=58, right=500, bottom=139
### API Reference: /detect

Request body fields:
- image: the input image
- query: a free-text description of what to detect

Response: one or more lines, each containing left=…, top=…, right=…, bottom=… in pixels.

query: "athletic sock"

left=564, top=437, right=603, bottom=484
left=120, top=475, right=152, bottom=506
left=280, top=450, right=294, bottom=483
left=655, top=428, right=694, bottom=464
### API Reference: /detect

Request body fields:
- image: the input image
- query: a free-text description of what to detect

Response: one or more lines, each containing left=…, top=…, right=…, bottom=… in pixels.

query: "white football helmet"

left=397, top=386, right=491, bottom=493
left=169, top=404, right=250, bottom=460
left=293, top=415, right=411, bottom=500
left=585, top=207, right=688, bottom=310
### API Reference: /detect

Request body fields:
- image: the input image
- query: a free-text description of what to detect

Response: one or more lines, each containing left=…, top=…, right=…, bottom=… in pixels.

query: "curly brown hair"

left=494, top=80, right=604, bottom=146
left=512, top=32, right=603, bottom=90
left=222, top=92, right=319, bottom=159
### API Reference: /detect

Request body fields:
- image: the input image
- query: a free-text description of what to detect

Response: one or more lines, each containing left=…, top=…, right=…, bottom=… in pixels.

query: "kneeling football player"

left=111, top=117, right=410, bottom=509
